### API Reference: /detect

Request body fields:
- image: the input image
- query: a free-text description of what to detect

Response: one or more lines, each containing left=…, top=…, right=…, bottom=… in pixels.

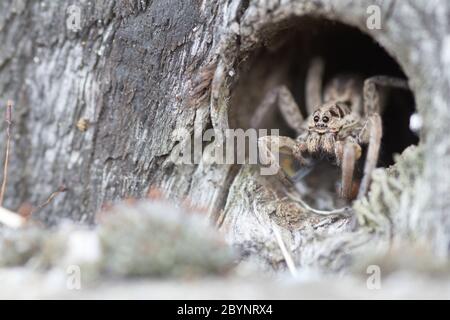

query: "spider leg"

left=355, top=75, right=407, bottom=197
left=363, top=76, right=409, bottom=115
left=358, top=74, right=406, bottom=195
left=357, top=113, right=382, bottom=198
left=251, top=85, right=305, bottom=135
left=305, top=57, right=324, bottom=115
left=341, top=143, right=356, bottom=199
left=336, top=139, right=362, bottom=200
left=278, top=86, right=305, bottom=135
left=258, top=135, right=307, bottom=186
left=250, top=87, right=278, bottom=128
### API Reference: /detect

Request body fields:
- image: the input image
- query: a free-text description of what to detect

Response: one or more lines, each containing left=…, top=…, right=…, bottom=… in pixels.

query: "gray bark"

left=0, top=0, right=449, bottom=273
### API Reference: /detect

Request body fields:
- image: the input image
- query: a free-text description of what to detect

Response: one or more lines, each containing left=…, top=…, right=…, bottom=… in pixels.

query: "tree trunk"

left=1, top=0, right=449, bottom=273
left=0, top=0, right=217, bottom=222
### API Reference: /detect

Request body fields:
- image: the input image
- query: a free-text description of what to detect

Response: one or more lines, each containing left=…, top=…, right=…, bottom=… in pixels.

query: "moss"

left=0, top=226, right=46, bottom=267
left=0, top=201, right=235, bottom=280
left=98, top=201, right=236, bottom=278
left=352, top=242, right=450, bottom=279
left=353, top=145, right=424, bottom=231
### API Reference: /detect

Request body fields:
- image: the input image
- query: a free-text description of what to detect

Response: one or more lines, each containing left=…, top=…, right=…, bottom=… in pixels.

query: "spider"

left=254, top=57, right=410, bottom=200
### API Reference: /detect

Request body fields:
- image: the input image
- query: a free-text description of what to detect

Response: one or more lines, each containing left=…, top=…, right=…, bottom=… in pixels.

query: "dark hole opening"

left=229, top=17, right=418, bottom=208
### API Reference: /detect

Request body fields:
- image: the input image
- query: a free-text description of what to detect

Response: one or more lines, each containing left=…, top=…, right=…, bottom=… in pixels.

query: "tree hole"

left=229, top=17, right=418, bottom=209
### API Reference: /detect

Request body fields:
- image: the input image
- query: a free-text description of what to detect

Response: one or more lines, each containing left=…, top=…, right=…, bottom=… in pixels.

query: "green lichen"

left=99, top=201, right=235, bottom=278
left=352, top=242, right=450, bottom=279
left=0, top=201, right=235, bottom=280
left=0, top=226, right=46, bottom=267
left=353, top=145, right=424, bottom=231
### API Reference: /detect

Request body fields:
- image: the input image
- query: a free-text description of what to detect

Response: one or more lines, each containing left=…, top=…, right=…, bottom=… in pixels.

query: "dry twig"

left=31, top=185, right=68, bottom=214
left=286, top=191, right=352, bottom=216
left=271, top=221, right=298, bottom=278
left=0, top=100, right=13, bottom=206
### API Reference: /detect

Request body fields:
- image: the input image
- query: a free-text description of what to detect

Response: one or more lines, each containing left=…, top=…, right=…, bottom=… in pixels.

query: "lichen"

left=0, top=201, right=236, bottom=281
left=0, top=226, right=47, bottom=267
left=353, top=145, right=424, bottom=232
left=99, top=201, right=235, bottom=278
left=352, top=242, right=450, bottom=279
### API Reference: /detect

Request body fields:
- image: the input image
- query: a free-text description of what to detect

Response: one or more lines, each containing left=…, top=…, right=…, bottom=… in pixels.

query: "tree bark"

left=1, top=0, right=449, bottom=272
left=0, top=0, right=217, bottom=223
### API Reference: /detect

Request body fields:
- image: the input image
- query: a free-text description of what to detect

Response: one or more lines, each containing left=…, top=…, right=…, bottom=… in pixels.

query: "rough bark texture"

left=1, top=0, right=450, bottom=274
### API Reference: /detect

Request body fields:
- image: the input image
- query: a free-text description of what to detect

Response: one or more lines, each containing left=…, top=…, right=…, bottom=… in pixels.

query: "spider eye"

left=322, top=116, right=329, bottom=123
left=314, top=116, right=320, bottom=122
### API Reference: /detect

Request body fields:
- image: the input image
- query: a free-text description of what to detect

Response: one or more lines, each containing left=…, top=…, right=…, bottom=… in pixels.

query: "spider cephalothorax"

left=254, top=57, right=409, bottom=200
left=304, top=102, right=353, bottom=156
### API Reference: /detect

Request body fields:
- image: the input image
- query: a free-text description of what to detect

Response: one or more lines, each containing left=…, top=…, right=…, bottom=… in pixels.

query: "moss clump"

left=0, top=200, right=235, bottom=280
left=353, top=145, right=423, bottom=231
left=0, top=226, right=46, bottom=267
left=0, top=223, right=100, bottom=283
left=352, top=242, right=450, bottom=279
left=99, top=201, right=235, bottom=278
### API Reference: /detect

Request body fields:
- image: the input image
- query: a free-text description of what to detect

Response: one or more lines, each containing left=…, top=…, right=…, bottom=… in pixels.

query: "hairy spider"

left=254, top=57, right=410, bottom=200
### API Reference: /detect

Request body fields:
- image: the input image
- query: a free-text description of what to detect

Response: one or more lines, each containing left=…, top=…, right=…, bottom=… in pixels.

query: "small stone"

left=409, top=113, right=422, bottom=133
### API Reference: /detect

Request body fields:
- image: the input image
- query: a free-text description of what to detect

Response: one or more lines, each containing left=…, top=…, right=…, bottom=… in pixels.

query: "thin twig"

left=0, top=100, right=13, bottom=206
left=286, top=191, right=352, bottom=216
left=32, top=185, right=68, bottom=214
left=271, top=221, right=298, bottom=278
